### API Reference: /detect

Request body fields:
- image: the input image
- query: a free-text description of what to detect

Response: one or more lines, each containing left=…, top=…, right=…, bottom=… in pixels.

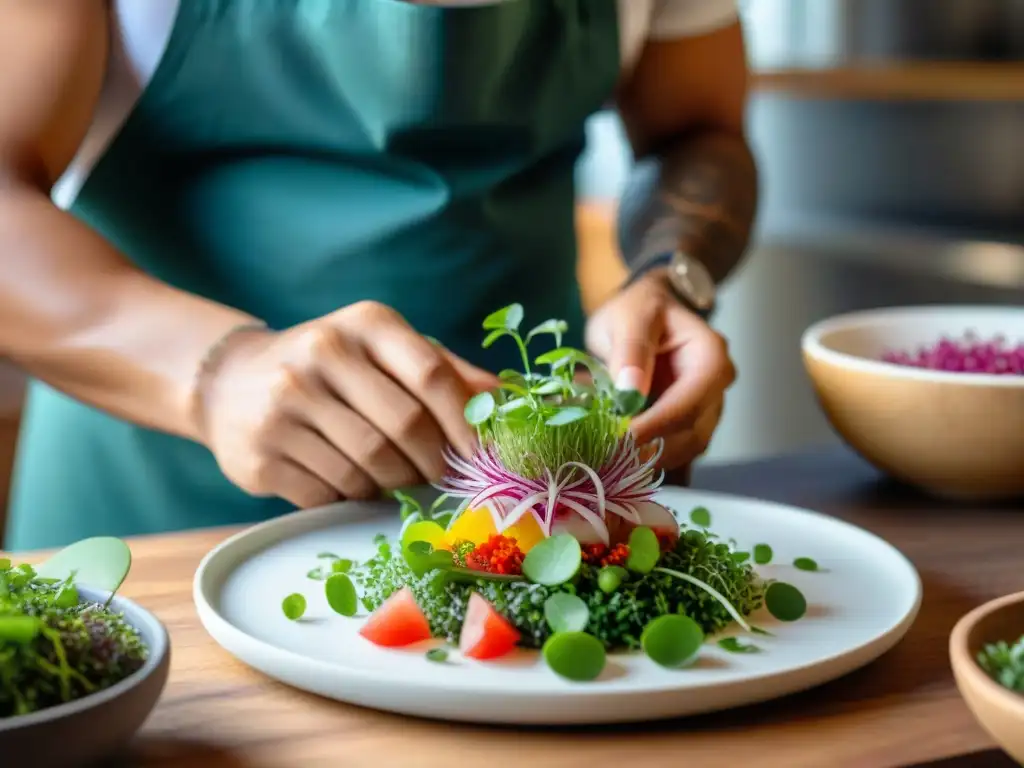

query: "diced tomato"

left=359, top=587, right=432, bottom=647
left=458, top=592, right=521, bottom=660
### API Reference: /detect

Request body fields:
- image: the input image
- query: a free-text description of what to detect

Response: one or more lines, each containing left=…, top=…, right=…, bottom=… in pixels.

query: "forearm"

left=617, top=127, right=759, bottom=285
left=0, top=180, right=258, bottom=441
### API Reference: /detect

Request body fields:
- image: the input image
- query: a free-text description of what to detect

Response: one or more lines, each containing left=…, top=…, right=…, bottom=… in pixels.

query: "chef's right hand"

left=196, top=301, right=498, bottom=509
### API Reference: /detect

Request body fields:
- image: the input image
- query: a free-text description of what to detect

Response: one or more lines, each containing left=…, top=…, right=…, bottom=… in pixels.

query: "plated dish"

left=196, top=306, right=922, bottom=724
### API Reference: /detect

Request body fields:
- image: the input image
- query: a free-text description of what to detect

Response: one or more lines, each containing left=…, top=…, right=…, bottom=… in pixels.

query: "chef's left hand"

left=585, top=269, right=736, bottom=474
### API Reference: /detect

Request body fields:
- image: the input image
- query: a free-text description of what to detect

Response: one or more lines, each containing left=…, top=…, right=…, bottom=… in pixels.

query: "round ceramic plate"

left=194, top=488, right=922, bottom=725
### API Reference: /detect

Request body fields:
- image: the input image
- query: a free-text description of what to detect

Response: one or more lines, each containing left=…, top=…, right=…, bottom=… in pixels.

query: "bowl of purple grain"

left=802, top=305, right=1024, bottom=501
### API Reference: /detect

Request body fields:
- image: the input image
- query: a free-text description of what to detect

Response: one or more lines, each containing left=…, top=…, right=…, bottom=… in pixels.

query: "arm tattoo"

left=617, top=130, right=759, bottom=285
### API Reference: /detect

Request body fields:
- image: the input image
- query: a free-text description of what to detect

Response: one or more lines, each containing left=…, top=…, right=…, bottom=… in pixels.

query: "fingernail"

left=615, top=366, right=647, bottom=395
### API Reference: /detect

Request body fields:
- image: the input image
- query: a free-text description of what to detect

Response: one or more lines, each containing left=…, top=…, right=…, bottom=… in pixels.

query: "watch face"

left=671, top=254, right=715, bottom=311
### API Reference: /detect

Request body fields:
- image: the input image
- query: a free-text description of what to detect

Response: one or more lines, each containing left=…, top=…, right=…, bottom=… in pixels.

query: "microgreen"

left=402, top=541, right=454, bottom=578
left=543, top=593, right=590, bottom=633
left=977, top=636, right=1024, bottom=692
left=718, top=637, right=760, bottom=654
left=0, top=616, right=41, bottom=645
left=332, top=559, right=354, bottom=574
left=731, top=552, right=751, bottom=564
left=543, top=632, right=606, bottom=681
left=625, top=526, right=660, bottom=574
left=426, top=648, right=449, bottom=663
left=597, top=565, right=628, bottom=594
left=753, top=544, right=773, bottom=565
left=642, top=615, right=704, bottom=669
left=325, top=574, right=359, bottom=617
left=793, top=557, right=819, bottom=572
left=655, top=567, right=753, bottom=633
left=35, top=537, right=132, bottom=606
left=281, top=593, right=307, bottom=621
left=689, top=507, right=712, bottom=528
left=317, top=552, right=340, bottom=560
left=765, top=582, right=807, bottom=622
left=751, top=626, right=775, bottom=637
left=522, top=534, right=582, bottom=586
left=459, top=304, right=642, bottom=478
left=373, top=534, right=388, bottom=547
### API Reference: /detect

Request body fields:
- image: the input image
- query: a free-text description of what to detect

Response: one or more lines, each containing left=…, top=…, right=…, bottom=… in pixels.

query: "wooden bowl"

left=0, top=586, right=171, bottom=767
left=802, top=305, right=1024, bottom=501
left=950, top=591, right=1024, bottom=764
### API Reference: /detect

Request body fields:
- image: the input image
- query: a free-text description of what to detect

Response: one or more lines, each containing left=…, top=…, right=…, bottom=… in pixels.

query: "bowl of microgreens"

left=950, top=590, right=1024, bottom=763
left=0, top=537, right=170, bottom=767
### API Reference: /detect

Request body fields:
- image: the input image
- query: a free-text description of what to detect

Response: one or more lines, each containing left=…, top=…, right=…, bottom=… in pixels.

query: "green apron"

left=7, top=0, right=622, bottom=550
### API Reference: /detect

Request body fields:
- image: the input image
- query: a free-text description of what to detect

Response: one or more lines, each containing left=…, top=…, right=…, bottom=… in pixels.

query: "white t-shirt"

left=54, top=0, right=738, bottom=208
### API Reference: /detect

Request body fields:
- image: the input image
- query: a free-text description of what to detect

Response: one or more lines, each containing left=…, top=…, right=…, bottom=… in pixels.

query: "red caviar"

left=465, top=535, right=524, bottom=576
left=582, top=543, right=630, bottom=568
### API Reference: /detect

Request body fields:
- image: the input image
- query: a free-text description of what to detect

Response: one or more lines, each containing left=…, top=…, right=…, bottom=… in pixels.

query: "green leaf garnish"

left=718, top=637, right=760, bottom=654
left=526, top=319, right=568, bottom=346
left=977, top=635, right=1024, bottom=692
left=545, top=406, right=589, bottom=427
left=731, top=552, right=751, bottom=564
left=464, top=392, right=496, bottom=426
left=332, top=559, right=353, bottom=573
left=35, top=537, right=132, bottom=601
left=316, top=552, right=340, bottom=560
left=625, top=526, right=660, bottom=574
left=765, top=582, right=807, bottom=622
left=613, top=389, right=646, bottom=417
left=793, top=557, right=819, bottom=572
left=282, top=593, right=307, bottom=621
left=483, top=303, right=524, bottom=332
left=426, top=648, right=449, bottom=663
left=689, top=507, right=712, bottom=528
left=642, top=615, right=704, bottom=668
left=543, top=632, right=606, bottom=681
left=522, top=534, right=582, bottom=586
left=597, top=565, right=628, bottom=594
left=543, top=593, right=590, bottom=633
left=0, top=615, right=42, bottom=644
left=325, top=574, right=359, bottom=617
left=753, top=544, right=773, bottom=565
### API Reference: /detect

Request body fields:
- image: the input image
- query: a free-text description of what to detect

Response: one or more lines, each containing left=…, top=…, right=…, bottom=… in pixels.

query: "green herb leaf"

left=626, top=526, right=660, bottom=574
left=0, top=615, right=41, bottom=644
left=526, top=319, right=569, bottom=346
left=765, top=582, right=807, bottom=622
left=282, top=593, right=307, bottom=621
left=306, top=568, right=326, bottom=581
left=718, top=637, right=760, bottom=654
left=543, top=632, right=606, bottom=681
left=753, top=544, right=773, bottom=565
left=642, top=614, right=704, bottom=669
left=325, top=574, right=359, bottom=617
left=522, top=535, right=582, bottom=586
left=545, top=407, right=589, bottom=427
left=543, top=593, right=590, bottom=633
left=751, top=625, right=775, bottom=637
left=793, top=557, right=819, bottom=572
left=614, top=389, right=646, bottom=417
left=54, top=584, right=79, bottom=609
left=483, top=304, right=524, bottom=332
left=35, top=536, right=132, bottom=598
left=597, top=565, right=628, bottom=594
left=0, top=558, right=10, bottom=571
left=373, top=534, right=388, bottom=547
left=499, top=397, right=530, bottom=414
left=464, top=391, right=496, bottom=425
left=731, top=551, right=751, bottom=564
left=482, top=329, right=507, bottom=349
left=534, top=347, right=579, bottom=367
left=331, top=559, right=353, bottom=573
left=426, top=648, right=449, bottom=663
left=689, top=507, right=712, bottom=528
left=530, top=381, right=564, bottom=396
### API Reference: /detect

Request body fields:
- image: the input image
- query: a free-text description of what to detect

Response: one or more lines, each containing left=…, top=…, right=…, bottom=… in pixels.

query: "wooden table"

left=11, top=448, right=1024, bottom=768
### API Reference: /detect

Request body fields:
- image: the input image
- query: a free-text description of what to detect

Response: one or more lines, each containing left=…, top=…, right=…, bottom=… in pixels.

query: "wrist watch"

left=627, top=250, right=717, bottom=319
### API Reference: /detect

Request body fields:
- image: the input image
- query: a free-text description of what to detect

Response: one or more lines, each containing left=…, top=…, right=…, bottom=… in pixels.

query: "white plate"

left=193, top=487, right=922, bottom=725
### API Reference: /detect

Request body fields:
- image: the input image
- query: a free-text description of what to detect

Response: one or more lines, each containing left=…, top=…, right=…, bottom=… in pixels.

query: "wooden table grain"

left=10, top=448, right=1024, bottom=768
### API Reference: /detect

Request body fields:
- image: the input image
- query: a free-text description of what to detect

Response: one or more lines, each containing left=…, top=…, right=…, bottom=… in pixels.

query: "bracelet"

left=189, top=320, right=269, bottom=442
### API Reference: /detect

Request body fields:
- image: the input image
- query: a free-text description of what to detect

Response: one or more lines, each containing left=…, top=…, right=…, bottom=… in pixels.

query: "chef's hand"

left=586, top=269, right=736, bottom=475
left=197, top=301, right=498, bottom=508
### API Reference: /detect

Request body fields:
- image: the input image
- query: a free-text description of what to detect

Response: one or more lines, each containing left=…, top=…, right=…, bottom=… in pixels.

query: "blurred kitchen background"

left=1, top=0, right=1023, bottom=526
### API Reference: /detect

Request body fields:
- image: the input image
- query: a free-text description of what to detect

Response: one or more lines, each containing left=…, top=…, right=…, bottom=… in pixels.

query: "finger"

left=276, top=422, right=378, bottom=500
left=442, top=348, right=500, bottom=394
left=361, top=324, right=480, bottom=460
left=262, top=458, right=340, bottom=509
left=600, top=307, right=663, bottom=399
left=656, top=430, right=705, bottom=473
left=630, top=333, right=734, bottom=444
left=299, top=385, right=427, bottom=489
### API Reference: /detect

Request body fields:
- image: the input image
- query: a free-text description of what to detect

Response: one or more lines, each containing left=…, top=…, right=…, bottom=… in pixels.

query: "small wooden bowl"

left=802, top=305, right=1024, bottom=501
left=950, top=591, right=1024, bottom=763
